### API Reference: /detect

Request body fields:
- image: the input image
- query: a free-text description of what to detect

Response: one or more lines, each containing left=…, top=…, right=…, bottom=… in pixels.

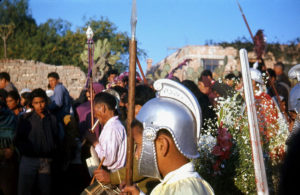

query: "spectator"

left=6, top=90, right=23, bottom=116
left=224, top=73, right=236, bottom=87
left=20, top=92, right=32, bottom=113
left=267, top=68, right=289, bottom=113
left=274, top=62, right=291, bottom=88
left=48, top=72, right=71, bottom=120
left=15, top=88, right=59, bottom=195
left=48, top=72, right=71, bottom=140
left=182, top=80, right=217, bottom=131
left=134, top=85, right=155, bottom=117
left=0, top=89, right=18, bottom=195
left=0, top=72, right=18, bottom=92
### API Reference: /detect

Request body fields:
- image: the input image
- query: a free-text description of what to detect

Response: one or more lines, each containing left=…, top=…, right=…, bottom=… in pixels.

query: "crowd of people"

left=0, top=60, right=299, bottom=195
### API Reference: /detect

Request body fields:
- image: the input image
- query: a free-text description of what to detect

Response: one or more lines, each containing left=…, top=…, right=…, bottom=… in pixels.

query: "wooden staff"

left=136, top=57, right=148, bottom=85
left=126, top=40, right=137, bottom=186
left=126, top=0, right=137, bottom=187
left=90, top=157, right=106, bottom=185
left=86, top=26, right=95, bottom=133
left=89, top=76, right=95, bottom=132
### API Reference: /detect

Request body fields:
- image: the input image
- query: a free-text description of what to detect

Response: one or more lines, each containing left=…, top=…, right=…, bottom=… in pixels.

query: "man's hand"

left=94, top=169, right=111, bottom=184
left=120, top=185, right=140, bottom=195
left=4, top=148, right=13, bottom=159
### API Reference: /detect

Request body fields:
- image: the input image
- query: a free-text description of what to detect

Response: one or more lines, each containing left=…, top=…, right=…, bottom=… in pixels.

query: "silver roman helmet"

left=288, top=64, right=300, bottom=113
left=288, top=64, right=300, bottom=82
left=136, top=79, right=202, bottom=179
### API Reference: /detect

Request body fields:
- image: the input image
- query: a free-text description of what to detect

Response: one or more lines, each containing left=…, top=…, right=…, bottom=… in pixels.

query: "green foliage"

left=219, top=37, right=254, bottom=52
left=0, top=0, right=146, bottom=73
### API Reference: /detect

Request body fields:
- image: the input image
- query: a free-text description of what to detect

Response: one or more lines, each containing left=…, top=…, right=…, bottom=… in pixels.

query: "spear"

left=236, top=1, right=290, bottom=124
left=86, top=26, right=95, bottom=133
left=126, top=0, right=137, bottom=186
left=236, top=0, right=254, bottom=42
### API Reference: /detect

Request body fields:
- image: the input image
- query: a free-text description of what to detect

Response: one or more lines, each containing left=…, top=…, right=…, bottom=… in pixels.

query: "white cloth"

left=159, top=162, right=200, bottom=185
left=95, top=116, right=127, bottom=171
left=139, top=162, right=214, bottom=195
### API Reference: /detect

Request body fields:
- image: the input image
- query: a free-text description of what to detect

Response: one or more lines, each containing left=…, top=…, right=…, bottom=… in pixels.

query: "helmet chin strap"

left=138, top=126, right=162, bottom=180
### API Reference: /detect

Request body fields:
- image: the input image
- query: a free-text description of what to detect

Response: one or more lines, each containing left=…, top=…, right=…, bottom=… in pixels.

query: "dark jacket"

left=15, top=111, right=59, bottom=158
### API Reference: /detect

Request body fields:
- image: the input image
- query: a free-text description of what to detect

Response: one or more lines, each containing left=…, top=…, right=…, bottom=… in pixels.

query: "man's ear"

left=156, top=134, right=170, bottom=157
left=102, top=104, right=107, bottom=113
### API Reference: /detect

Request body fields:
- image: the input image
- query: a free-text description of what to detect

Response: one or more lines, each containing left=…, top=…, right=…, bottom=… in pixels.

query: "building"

left=146, top=45, right=276, bottom=82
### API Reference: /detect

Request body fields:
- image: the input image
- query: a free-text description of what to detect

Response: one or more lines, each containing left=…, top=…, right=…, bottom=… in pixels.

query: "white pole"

left=239, top=49, right=269, bottom=195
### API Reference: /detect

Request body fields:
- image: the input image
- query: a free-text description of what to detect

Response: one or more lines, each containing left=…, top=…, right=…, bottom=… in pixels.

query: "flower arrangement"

left=195, top=89, right=289, bottom=194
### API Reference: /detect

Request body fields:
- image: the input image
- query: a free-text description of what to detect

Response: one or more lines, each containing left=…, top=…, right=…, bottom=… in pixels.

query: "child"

left=122, top=79, right=214, bottom=195
left=15, top=88, right=59, bottom=195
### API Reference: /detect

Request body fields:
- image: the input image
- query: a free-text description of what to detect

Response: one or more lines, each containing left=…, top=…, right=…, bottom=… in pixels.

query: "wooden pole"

left=136, top=57, right=148, bottom=85
left=88, top=44, right=95, bottom=132
left=90, top=157, right=106, bottom=185
left=126, top=40, right=137, bottom=186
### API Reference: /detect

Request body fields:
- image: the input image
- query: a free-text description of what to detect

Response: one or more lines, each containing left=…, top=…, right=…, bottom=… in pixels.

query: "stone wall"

left=0, top=60, right=86, bottom=98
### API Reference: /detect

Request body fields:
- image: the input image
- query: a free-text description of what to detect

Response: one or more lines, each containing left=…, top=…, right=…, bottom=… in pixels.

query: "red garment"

left=254, top=92, right=279, bottom=142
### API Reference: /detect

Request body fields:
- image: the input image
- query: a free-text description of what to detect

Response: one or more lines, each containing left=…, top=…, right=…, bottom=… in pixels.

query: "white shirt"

left=95, top=116, right=127, bottom=171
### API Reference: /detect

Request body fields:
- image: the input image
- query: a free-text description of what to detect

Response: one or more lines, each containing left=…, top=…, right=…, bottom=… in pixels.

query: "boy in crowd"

left=0, top=72, right=18, bottom=92
left=15, top=88, right=59, bottom=195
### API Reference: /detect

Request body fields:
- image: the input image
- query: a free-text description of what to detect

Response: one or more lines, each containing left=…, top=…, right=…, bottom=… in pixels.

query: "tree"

left=0, top=0, right=147, bottom=72
left=0, top=24, right=15, bottom=58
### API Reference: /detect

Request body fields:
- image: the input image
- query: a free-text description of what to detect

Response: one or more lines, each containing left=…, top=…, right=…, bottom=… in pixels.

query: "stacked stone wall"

left=0, top=59, right=86, bottom=98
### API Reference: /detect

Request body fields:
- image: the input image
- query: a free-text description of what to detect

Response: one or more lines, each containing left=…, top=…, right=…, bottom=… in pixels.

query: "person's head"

left=47, top=72, right=60, bottom=89
left=267, top=68, right=276, bottom=84
left=131, top=120, right=187, bottom=178
left=274, top=62, right=285, bottom=76
left=211, top=81, right=234, bottom=99
left=0, top=72, right=10, bottom=89
left=198, top=75, right=211, bottom=95
left=30, top=88, right=48, bottom=115
left=200, top=70, right=213, bottom=81
left=134, top=85, right=155, bottom=116
left=6, top=91, right=20, bottom=111
left=133, top=79, right=201, bottom=179
left=225, top=73, right=236, bottom=87
left=21, top=92, right=32, bottom=108
left=86, top=82, right=105, bottom=101
left=107, top=70, right=119, bottom=83
left=94, top=92, right=117, bottom=125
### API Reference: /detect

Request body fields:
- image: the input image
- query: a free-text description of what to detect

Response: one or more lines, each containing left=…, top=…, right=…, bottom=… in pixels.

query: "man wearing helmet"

left=121, top=79, right=214, bottom=195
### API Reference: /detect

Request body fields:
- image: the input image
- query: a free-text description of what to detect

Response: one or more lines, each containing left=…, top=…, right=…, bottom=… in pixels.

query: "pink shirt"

left=95, top=116, right=127, bottom=171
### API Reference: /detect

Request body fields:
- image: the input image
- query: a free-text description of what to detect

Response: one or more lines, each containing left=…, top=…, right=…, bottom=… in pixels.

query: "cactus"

left=81, top=38, right=120, bottom=81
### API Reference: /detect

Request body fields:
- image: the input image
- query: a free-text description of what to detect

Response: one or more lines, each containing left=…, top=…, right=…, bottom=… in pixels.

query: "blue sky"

left=29, top=0, right=300, bottom=71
